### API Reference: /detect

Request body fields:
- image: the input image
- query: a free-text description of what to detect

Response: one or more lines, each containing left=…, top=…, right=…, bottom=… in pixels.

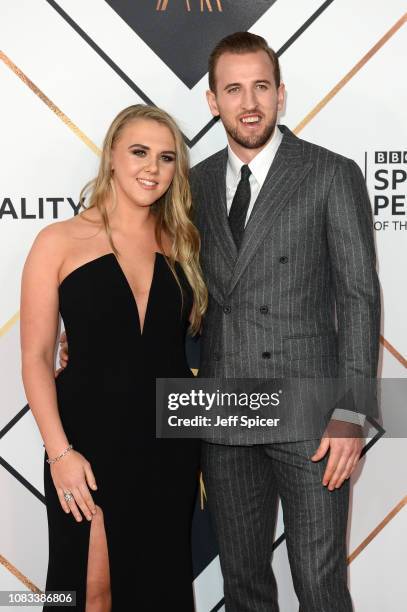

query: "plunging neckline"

left=112, top=252, right=163, bottom=337
left=58, top=251, right=165, bottom=337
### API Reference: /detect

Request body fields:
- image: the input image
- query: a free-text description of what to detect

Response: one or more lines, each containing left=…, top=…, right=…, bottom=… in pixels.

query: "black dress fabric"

left=43, top=252, right=200, bottom=611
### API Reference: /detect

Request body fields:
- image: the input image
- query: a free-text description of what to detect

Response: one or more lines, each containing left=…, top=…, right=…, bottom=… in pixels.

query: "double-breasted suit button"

left=259, top=305, right=269, bottom=314
left=223, top=305, right=231, bottom=314
left=262, top=351, right=271, bottom=359
left=279, top=256, right=289, bottom=264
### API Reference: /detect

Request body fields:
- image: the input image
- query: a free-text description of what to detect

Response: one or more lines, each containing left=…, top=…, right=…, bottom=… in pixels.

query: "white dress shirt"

left=226, top=126, right=283, bottom=226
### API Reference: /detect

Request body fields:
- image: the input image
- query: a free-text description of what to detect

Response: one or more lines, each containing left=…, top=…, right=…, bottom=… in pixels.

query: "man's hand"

left=311, top=420, right=364, bottom=491
left=54, top=330, right=69, bottom=377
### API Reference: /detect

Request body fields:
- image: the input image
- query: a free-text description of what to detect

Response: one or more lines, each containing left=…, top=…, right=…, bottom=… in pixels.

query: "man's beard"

left=224, top=115, right=277, bottom=150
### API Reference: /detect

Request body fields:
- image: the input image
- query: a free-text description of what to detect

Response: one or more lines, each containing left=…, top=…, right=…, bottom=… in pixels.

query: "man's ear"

left=277, top=82, right=285, bottom=113
left=206, top=89, right=220, bottom=118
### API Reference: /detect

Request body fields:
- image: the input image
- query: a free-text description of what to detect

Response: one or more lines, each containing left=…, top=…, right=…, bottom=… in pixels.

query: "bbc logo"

left=375, top=151, right=407, bottom=164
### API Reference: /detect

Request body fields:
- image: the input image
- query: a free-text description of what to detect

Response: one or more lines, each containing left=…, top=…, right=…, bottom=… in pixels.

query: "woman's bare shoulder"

left=26, top=213, right=95, bottom=264
left=35, top=210, right=102, bottom=244
left=31, top=219, right=71, bottom=251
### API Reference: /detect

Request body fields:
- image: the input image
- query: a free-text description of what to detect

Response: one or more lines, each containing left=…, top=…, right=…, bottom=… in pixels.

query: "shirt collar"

left=227, top=125, right=283, bottom=186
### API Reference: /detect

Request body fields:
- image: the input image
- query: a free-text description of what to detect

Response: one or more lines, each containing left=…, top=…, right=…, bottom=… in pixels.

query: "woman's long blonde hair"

left=79, top=104, right=207, bottom=334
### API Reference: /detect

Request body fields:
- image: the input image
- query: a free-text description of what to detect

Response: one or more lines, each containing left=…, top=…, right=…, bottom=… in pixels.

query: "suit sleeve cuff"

left=331, top=408, right=366, bottom=426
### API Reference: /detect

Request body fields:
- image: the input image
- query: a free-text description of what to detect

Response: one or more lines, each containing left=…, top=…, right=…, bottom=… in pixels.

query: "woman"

left=21, top=104, right=207, bottom=611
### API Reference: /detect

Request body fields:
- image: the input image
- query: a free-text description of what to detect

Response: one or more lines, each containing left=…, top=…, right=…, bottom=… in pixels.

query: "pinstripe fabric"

left=191, top=126, right=380, bottom=611
left=191, top=125, right=380, bottom=444
left=202, top=441, right=352, bottom=612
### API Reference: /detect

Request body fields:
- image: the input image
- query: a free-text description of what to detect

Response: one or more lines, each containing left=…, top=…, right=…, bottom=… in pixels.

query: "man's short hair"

left=208, top=31, right=281, bottom=92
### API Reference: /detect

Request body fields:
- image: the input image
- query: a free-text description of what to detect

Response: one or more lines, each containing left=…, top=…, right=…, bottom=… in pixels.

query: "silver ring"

left=63, top=490, right=74, bottom=503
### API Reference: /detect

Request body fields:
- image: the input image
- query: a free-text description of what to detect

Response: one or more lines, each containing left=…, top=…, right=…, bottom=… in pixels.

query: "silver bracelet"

left=46, top=444, right=73, bottom=464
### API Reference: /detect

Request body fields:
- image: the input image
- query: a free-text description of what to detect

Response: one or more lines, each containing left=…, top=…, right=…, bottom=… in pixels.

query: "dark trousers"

left=202, top=440, right=353, bottom=612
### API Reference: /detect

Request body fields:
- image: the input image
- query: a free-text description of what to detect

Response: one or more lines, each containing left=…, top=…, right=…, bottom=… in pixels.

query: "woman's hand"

left=50, top=450, right=98, bottom=522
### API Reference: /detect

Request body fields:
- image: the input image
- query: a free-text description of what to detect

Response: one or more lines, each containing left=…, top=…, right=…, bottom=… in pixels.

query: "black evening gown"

left=43, top=252, right=200, bottom=611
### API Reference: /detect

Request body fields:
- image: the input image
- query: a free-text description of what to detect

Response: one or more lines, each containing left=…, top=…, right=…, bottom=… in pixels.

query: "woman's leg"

left=86, top=506, right=111, bottom=612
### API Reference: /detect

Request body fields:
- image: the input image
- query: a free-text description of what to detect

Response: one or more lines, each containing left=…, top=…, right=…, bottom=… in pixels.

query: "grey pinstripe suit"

left=190, top=125, right=380, bottom=611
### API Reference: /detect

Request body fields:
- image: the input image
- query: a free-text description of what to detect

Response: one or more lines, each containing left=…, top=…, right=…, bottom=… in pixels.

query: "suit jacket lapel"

left=227, top=126, right=313, bottom=295
left=205, top=148, right=237, bottom=271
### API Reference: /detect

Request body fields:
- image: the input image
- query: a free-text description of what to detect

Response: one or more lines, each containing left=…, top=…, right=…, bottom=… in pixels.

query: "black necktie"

left=228, top=164, right=251, bottom=249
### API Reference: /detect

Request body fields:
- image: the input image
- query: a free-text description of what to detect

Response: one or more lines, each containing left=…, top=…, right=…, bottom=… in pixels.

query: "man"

left=190, top=32, right=380, bottom=611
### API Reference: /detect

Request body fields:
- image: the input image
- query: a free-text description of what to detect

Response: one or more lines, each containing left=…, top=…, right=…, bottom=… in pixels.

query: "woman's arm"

left=21, top=224, right=97, bottom=522
left=21, top=224, right=68, bottom=459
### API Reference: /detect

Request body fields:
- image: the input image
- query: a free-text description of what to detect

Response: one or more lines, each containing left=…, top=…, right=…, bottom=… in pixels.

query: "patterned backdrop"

left=0, top=1, right=406, bottom=611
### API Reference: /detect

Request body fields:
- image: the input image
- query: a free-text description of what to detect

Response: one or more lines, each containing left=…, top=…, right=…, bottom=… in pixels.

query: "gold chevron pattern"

left=0, top=554, right=41, bottom=593
left=0, top=52, right=101, bottom=157
left=294, top=13, right=407, bottom=134
left=156, top=0, right=222, bottom=11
